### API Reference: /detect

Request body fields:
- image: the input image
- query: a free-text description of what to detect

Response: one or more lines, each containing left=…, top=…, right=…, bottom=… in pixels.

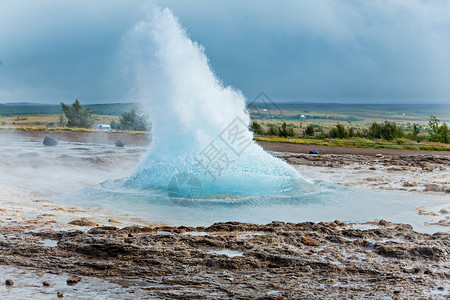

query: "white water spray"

left=123, top=5, right=308, bottom=196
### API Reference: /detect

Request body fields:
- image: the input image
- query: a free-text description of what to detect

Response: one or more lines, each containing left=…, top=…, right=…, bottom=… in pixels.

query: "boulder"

left=43, top=136, right=58, bottom=146
left=309, top=149, right=319, bottom=155
left=68, top=218, right=98, bottom=227
left=5, top=279, right=14, bottom=286
left=114, top=140, right=125, bottom=148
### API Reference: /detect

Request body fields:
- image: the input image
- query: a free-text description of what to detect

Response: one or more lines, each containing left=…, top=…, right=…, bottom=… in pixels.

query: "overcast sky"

left=1, top=0, right=450, bottom=104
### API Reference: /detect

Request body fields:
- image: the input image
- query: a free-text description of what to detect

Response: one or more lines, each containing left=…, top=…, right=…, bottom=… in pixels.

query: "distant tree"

left=412, top=123, right=420, bottom=137
left=347, top=126, right=355, bottom=138
left=249, top=121, right=265, bottom=135
left=439, top=123, right=449, bottom=143
left=118, top=109, right=148, bottom=131
left=327, top=123, right=350, bottom=139
left=368, top=122, right=382, bottom=139
left=406, top=123, right=420, bottom=140
left=336, top=123, right=348, bottom=139
left=277, top=122, right=295, bottom=137
left=58, top=113, right=66, bottom=127
left=382, top=121, right=404, bottom=140
left=428, top=115, right=449, bottom=143
left=266, top=124, right=279, bottom=136
left=110, top=119, right=118, bottom=130
left=305, top=124, right=315, bottom=136
left=279, top=122, right=289, bottom=138
left=428, top=115, right=440, bottom=141
left=367, top=121, right=403, bottom=140
left=286, top=126, right=295, bottom=137
left=329, top=123, right=348, bottom=139
left=60, top=99, right=93, bottom=128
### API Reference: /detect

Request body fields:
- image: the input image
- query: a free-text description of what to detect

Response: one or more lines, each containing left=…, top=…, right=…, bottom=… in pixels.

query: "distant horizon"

left=1, top=100, right=449, bottom=106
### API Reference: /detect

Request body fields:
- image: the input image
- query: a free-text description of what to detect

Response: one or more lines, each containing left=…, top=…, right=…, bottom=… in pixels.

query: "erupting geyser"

left=123, top=6, right=309, bottom=197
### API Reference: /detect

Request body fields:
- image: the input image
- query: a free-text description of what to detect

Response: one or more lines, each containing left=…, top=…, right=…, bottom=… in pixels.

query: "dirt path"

left=257, top=140, right=450, bottom=156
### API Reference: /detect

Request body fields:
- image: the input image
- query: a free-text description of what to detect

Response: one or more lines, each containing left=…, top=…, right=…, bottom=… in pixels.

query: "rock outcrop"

left=43, top=136, right=58, bottom=146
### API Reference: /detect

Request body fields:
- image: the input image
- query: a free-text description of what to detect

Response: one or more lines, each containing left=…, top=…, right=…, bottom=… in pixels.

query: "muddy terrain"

left=0, top=220, right=449, bottom=299
left=284, top=153, right=450, bottom=193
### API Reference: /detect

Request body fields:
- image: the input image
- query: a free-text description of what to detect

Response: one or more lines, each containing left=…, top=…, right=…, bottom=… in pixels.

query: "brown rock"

left=42, top=281, right=50, bottom=286
left=68, top=218, right=98, bottom=227
left=57, top=292, right=64, bottom=298
left=302, top=237, right=319, bottom=246
left=5, top=279, right=14, bottom=286
left=378, top=219, right=389, bottom=226
left=67, top=277, right=82, bottom=285
left=88, top=226, right=119, bottom=234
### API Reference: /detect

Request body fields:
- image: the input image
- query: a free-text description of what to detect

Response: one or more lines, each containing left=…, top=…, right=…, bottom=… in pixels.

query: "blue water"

left=57, top=178, right=448, bottom=234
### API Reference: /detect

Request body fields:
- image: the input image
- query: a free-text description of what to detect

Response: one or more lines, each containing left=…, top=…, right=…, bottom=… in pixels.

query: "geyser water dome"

left=122, top=6, right=310, bottom=197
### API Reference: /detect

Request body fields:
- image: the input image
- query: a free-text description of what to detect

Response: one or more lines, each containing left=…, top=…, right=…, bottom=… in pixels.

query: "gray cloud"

left=0, top=0, right=147, bottom=103
left=162, top=0, right=450, bottom=103
left=1, top=0, right=449, bottom=103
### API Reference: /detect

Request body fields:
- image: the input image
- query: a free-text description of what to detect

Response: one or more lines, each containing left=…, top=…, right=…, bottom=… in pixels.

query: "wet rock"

left=114, top=140, right=125, bottom=147
left=424, top=184, right=445, bottom=192
left=5, top=279, right=14, bottom=285
left=67, top=277, right=82, bottom=285
left=0, top=220, right=449, bottom=298
left=43, top=136, right=58, bottom=146
left=375, top=244, right=447, bottom=261
left=118, top=226, right=154, bottom=234
left=301, top=237, right=319, bottom=246
left=68, top=218, right=98, bottom=227
left=402, top=181, right=416, bottom=187
left=88, top=226, right=119, bottom=234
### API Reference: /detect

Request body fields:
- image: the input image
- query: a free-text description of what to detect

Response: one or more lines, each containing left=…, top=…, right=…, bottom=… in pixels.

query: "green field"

left=0, top=102, right=136, bottom=131
left=1, top=102, right=449, bottom=151
left=249, top=102, right=450, bottom=135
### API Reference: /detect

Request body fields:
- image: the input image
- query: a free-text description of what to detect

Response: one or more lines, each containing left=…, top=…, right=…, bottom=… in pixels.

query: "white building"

left=96, top=124, right=111, bottom=131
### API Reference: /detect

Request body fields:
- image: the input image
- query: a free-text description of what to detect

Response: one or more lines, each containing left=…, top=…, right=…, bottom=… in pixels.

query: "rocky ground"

left=0, top=219, right=449, bottom=299
left=284, top=153, right=450, bottom=193
left=281, top=153, right=450, bottom=229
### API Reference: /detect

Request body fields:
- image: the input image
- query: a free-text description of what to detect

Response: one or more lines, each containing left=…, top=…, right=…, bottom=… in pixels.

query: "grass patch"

left=254, top=136, right=450, bottom=152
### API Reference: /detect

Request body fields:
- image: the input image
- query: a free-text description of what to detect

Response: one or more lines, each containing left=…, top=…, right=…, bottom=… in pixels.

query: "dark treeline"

left=249, top=115, right=450, bottom=144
